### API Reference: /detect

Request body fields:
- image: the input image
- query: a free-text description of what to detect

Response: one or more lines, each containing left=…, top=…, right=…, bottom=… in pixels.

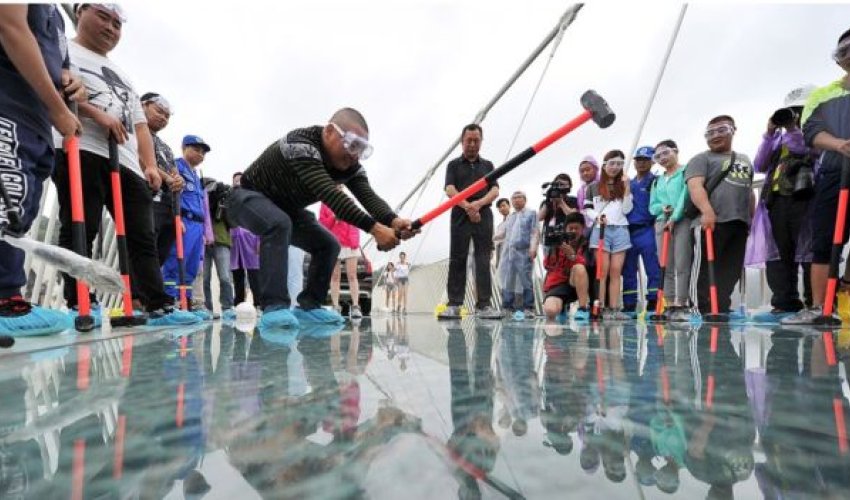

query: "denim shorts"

left=589, top=224, right=631, bottom=253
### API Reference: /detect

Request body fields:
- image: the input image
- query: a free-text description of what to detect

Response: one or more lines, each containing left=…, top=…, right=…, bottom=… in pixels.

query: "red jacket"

left=320, top=203, right=360, bottom=249
left=543, top=245, right=585, bottom=292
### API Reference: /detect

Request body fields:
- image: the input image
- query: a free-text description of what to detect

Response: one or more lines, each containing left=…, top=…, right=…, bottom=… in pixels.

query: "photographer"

left=753, top=86, right=816, bottom=319
left=538, top=173, right=579, bottom=223
left=542, top=212, right=591, bottom=322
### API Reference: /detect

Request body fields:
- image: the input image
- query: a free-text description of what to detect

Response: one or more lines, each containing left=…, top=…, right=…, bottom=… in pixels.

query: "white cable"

left=624, top=4, right=689, bottom=173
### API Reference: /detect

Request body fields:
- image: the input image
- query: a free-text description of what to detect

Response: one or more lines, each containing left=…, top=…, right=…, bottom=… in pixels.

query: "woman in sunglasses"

left=583, top=150, right=633, bottom=320
left=648, top=140, right=692, bottom=321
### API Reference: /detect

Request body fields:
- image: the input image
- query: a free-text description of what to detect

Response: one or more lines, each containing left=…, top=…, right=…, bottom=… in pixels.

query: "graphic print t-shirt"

left=685, top=150, right=754, bottom=225
left=54, top=40, right=146, bottom=177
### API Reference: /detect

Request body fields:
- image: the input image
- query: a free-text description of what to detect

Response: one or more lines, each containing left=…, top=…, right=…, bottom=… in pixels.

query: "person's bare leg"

left=330, top=261, right=342, bottom=308
left=608, top=252, right=626, bottom=309
left=399, top=283, right=408, bottom=312
left=543, top=296, right=564, bottom=321
left=345, top=257, right=359, bottom=307
left=570, top=264, right=590, bottom=308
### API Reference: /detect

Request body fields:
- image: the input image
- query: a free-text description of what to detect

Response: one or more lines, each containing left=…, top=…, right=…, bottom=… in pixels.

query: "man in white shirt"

left=52, top=4, right=197, bottom=326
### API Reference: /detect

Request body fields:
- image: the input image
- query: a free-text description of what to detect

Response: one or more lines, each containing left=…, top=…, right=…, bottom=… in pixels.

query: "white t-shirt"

left=395, top=262, right=410, bottom=279
left=54, top=41, right=146, bottom=178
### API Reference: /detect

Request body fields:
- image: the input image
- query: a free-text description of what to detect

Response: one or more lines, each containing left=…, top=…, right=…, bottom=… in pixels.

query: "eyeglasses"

left=143, top=95, right=172, bottom=115
left=704, top=124, right=735, bottom=139
left=834, top=39, right=850, bottom=63
left=330, top=123, right=373, bottom=160
left=604, top=159, right=625, bottom=167
left=653, top=148, right=676, bottom=162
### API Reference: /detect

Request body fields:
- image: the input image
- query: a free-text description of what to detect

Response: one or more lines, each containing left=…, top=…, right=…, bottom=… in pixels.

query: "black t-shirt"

left=444, top=155, right=498, bottom=211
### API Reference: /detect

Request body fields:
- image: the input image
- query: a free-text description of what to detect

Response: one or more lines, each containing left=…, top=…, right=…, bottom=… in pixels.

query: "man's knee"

left=543, top=298, right=562, bottom=319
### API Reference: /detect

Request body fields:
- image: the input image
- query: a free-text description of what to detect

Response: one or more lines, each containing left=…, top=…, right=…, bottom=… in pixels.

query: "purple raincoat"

left=230, top=227, right=260, bottom=270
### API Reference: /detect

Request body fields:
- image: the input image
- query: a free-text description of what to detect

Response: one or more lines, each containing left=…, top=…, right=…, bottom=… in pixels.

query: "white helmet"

left=784, top=85, right=817, bottom=107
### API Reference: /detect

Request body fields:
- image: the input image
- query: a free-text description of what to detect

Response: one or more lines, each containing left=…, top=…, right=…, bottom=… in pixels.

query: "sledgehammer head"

left=581, top=90, right=615, bottom=129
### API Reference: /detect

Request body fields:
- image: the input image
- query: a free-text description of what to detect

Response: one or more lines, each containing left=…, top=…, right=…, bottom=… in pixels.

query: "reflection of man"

left=685, top=327, right=755, bottom=498
left=445, top=320, right=500, bottom=497
left=440, top=124, right=502, bottom=320
left=495, top=324, right=539, bottom=436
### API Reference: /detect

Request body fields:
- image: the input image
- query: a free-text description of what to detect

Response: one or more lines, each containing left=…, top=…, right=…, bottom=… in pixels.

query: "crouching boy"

left=542, top=212, right=591, bottom=321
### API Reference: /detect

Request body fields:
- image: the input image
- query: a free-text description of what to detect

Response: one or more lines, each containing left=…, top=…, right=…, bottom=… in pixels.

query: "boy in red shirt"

left=542, top=212, right=591, bottom=322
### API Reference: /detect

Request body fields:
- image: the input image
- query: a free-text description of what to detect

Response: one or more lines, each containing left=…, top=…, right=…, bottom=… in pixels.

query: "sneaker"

left=438, top=305, right=463, bottom=320
left=573, top=307, right=590, bottom=323
left=668, top=308, right=692, bottom=323
left=260, top=308, right=300, bottom=329
left=523, top=309, right=536, bottom=319
left=293, top=307, right=345, bottom=325
left=221, top=308, right=237, bottom=321
left=476, top=306, right=504, bottom=320
left=602, top=308, right=630, bottom=322
left=0, top=297, right=72, bottom=337
left=781, top=306, right=838, bottom=326
left=147, top=307, right=202, bottom=327
left=350, top=305, right=363, bottom=320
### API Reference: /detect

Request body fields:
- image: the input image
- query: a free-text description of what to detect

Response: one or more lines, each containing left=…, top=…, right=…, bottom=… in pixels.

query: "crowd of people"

left=0, top=4, right=415, bottom=338
left=437, top=26, right=850, bottom=326
left=0, top=4, right=848, bottom=339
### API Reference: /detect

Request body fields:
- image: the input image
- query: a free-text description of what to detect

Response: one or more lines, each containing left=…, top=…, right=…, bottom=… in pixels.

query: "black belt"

left=181, top=211, right=204, bottom=223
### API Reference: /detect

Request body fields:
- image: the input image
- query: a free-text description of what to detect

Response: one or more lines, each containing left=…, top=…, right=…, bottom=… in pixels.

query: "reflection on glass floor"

left=1, top=316, right=849, bottom=499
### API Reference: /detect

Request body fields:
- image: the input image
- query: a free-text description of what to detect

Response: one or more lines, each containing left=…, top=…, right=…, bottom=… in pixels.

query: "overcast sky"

left=63, top=1, right=850, bottom=267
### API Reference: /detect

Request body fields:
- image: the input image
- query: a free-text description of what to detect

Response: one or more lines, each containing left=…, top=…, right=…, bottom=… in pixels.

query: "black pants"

left=447, top=208, right=493, bottom=309
left=225, top=188, right=339, bottom=310
left=53, top=150, right=174, bottom=311
left=153, top=200, right=175, bottom=267
left=695, top=221, right=748, bottom=314
left=766, top=195, right=812, bottom=311
left=233, top=268, right=260, bottom=305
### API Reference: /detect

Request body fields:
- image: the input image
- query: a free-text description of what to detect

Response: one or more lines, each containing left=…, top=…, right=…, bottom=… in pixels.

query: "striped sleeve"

left=346, top=171, right=397, bottom=226
left=296, top=160, right=376, bottom=232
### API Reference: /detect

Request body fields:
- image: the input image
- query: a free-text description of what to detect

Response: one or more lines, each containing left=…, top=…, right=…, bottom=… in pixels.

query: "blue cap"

left=634, top=145, right=655, bottom=159
left=182, top=135, right=211, bottom=152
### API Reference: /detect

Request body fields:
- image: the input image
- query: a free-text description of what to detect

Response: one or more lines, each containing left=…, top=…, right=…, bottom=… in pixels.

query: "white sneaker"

left=780, top=306, right=838, bottom=326
left=350, top=305, right=363, bottom=319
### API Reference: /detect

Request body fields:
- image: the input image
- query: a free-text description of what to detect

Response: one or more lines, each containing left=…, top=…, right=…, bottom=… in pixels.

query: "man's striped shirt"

left=241, top=126, right=396, bottom=232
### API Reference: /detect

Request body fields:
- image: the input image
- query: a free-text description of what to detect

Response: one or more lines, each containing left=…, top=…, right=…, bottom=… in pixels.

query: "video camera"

left=541, top=180, right=571, bottom=202
left=543, top=223, right=575, bottom=247
left=770, top=107, right=801, bottom=129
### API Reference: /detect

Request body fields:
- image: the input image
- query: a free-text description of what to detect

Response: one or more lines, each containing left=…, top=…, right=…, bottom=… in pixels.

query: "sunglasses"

left=704, top=124, right=735, bottom=139
left=604, top=159, right=625, bottom=168
left=835, top=39, right=850, bottom=63
left=330, top=123, right=373, bottom=160
left=653, top=148, right=676, bottom=161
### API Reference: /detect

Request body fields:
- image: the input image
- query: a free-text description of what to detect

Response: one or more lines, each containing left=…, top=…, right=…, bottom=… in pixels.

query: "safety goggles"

left=704, top=124, right=735, bottom=140
left=143, top=95, right=172, bottom=115
left=834, top=39, right=850, bottom=63
left=604, top=159, right=625, bottom=168
left=330, top=123, right=373, bottom=160
left=652, top=147, right=676, bottom=162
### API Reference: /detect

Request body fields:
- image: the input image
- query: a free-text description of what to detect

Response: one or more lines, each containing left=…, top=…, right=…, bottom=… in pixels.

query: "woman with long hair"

left=583, top=150, right=633, bottom=320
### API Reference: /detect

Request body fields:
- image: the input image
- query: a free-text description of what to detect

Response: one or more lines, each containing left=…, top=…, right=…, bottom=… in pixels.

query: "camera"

left=543, top=223, right=577, bottom=247
left=542, top=181, right=571, bottom=202
left=770, top=107, right=798, bottom=129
